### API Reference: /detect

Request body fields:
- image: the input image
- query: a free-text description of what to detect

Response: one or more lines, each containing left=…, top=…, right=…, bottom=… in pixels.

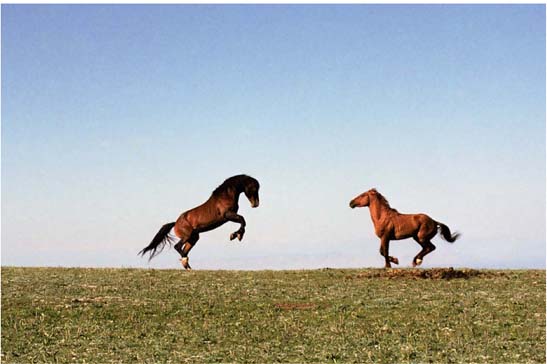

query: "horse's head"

left=349, top=189, right=376, bottom=208
left=243, top=177, right=260, bottom=208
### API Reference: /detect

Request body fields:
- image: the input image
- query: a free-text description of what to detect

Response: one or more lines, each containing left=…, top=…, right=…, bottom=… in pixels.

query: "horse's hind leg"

left=174, top=232, right=200, bottom=270
left=412, top=238, right=436, bottom=267
left=174, top=239, right=190, bottom=269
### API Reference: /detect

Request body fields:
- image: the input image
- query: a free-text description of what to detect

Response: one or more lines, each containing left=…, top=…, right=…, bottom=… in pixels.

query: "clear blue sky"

left=2, top=4, right=545, bottom=269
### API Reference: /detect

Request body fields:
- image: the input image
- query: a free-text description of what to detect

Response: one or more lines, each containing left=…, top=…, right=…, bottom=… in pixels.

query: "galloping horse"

left=139, top=174, right=260, bottom=270
left=349, top=188, right=459, bottom=268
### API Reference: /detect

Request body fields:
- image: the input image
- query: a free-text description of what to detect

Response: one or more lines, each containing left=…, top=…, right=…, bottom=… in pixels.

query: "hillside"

left=1, top=267, right=545, bottom=363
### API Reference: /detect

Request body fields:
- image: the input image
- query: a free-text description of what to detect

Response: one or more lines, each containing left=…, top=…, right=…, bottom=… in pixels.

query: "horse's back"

left=393, top=212, right=428, bottom=224
left=176, top=195, right=237, bottom=234
left=391, top=212, right=436, bottom=239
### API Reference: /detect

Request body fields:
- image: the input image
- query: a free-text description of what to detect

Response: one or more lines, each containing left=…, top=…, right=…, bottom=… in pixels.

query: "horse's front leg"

left=225, top=211, right=246, bottom=241
left=379, top=237, right=398, bottom=268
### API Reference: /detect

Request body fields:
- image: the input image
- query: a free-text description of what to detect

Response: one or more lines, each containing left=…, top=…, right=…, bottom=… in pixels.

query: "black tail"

left=139, top=222, right=176, bottom=260
left=438, top=222, right=460, bottom=243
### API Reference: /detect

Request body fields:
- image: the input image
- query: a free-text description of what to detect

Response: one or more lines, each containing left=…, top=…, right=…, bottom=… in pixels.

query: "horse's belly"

left=393, top=218, right=417, bottom=240
left=195, top=220, right=227, bottom=233
left=394, top=231, right=414, bottom=240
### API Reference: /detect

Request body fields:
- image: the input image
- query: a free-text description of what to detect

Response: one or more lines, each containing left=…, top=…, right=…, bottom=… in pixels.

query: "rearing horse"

left=139, top=174, right=260, bottom=270
left=349, top=188, right=459, bottom=268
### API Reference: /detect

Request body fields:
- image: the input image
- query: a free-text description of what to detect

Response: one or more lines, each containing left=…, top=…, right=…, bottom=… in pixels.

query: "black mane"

left=212, top=174, right=257, bottom=196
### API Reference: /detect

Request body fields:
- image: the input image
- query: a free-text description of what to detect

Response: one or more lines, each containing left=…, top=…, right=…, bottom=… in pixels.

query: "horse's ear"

left=370, top=188, right=377, bottom=194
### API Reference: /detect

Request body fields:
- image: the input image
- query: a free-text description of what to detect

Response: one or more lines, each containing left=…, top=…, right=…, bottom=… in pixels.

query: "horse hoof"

left=414, top=258, right=423, bottom=267
left=230, top=232, right=243, bottom=241
left=180, top=258, right=191, bottom=270
left=392, top=257, right=399, bottom=265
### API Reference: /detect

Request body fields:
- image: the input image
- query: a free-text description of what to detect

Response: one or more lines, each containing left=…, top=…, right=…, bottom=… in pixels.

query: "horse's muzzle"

left=251, top=199, right=259, bottom=208
left=349, top=201, right=356, bottom=208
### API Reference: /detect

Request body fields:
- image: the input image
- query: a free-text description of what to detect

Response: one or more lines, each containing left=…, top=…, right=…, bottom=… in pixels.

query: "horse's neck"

left=226, top=187, right=242, bottom=203
left=368, top=198, right=388, bottom=225
left=209, top=187, right=240, bottom=204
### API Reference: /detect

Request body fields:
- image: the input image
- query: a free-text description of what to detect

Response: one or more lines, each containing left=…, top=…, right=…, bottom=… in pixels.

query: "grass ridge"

left=2, top=267, right=545, bottom=363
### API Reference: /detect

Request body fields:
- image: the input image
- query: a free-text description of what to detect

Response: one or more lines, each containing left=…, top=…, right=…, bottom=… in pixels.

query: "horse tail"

left=437, top=222, right=460, bottom=243
left=139, top=222, right=176, bottom=260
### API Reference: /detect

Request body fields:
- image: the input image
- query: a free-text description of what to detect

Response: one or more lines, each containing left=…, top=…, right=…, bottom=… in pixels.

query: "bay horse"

left=139, top=174, right=260, bottom=270
left=349, top=188, right=459, bottom=268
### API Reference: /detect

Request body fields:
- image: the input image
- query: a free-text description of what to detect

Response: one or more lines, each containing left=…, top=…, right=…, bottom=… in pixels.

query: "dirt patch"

left=347, top=268, right=484, bottom=280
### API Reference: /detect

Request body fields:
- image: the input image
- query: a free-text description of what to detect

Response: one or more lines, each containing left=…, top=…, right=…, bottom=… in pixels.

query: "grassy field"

left=1, top=267, right=545, bottom=363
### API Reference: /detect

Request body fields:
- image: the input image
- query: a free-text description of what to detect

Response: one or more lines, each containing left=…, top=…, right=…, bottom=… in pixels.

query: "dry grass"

left=2, top=267, right=545, bottom=363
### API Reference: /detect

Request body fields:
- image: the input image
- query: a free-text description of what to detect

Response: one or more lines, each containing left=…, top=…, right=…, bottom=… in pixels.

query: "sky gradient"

left=2, top=4, right=545, bottom=269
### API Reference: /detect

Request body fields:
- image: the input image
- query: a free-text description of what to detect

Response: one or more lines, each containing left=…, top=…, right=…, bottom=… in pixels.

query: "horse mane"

left=212, top=174, right=254, bottom=196
left=370, top=189, right=399, bottom=213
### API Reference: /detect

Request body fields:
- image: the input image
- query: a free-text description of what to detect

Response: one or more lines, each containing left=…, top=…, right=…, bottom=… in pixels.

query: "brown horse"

left=139, top=174, right=260, bottom=270
left=349, top=188, right=459, bottom=268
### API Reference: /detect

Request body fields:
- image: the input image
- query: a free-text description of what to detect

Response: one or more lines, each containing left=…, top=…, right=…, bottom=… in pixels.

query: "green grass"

left=1, top=267, right=545, bottom=363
